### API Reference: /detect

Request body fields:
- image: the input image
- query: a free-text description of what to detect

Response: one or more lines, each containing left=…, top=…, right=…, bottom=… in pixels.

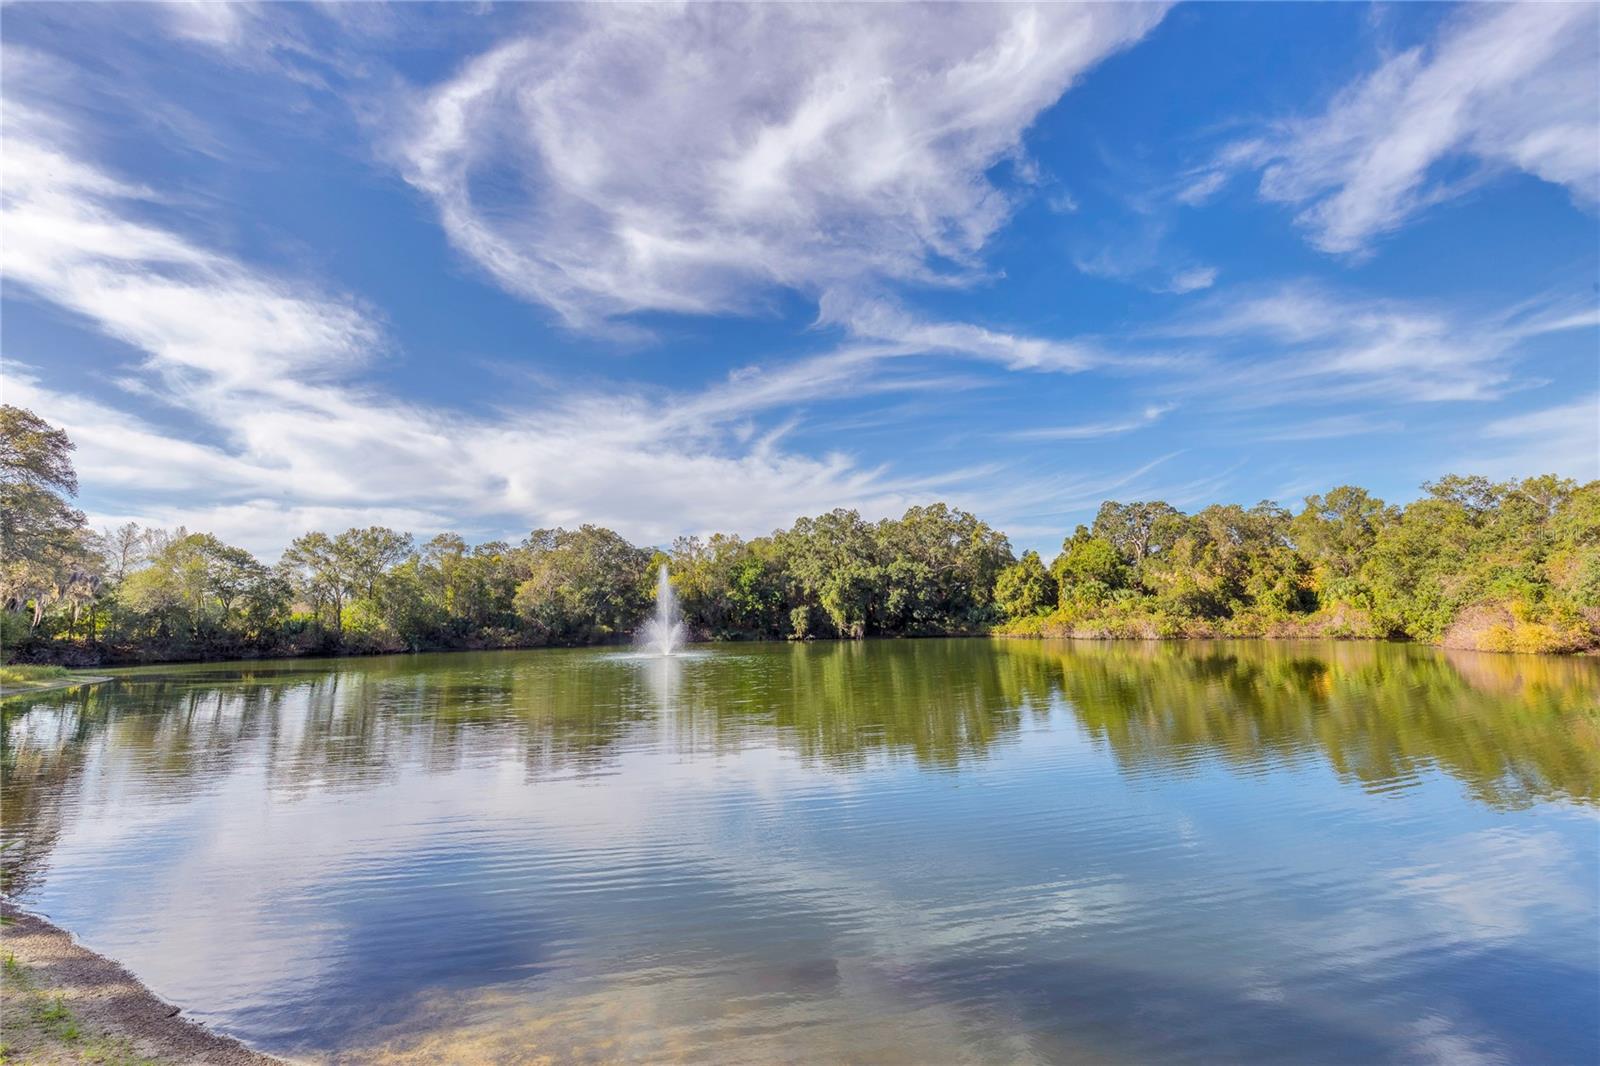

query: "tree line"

left=3, top=404, right=1595, bottom=663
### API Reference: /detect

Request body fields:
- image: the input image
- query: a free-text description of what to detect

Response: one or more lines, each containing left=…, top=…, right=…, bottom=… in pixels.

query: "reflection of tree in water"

left=4, top=641, right=1595, bottom=895
left=0, top=655, right=654, bottom=894
left=1004, top=640, right=1600, bottom=808
left=2, top=686, right=104, bottom=896
left=766, top=641, right=1054, bottom=769
left=2, top=678, right=340, bottom=895
left=575, top=642, right=1060, bottom=771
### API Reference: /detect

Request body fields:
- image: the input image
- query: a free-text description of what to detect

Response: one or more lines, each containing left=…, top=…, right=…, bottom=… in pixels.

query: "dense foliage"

left=1000, top=476, right=1600, bottom=653
left=3, top=406, right=1596, bottom=663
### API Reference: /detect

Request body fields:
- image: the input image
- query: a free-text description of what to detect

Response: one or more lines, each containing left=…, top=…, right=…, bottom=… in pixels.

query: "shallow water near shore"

left=3, top=639, right=1597, bottom=1064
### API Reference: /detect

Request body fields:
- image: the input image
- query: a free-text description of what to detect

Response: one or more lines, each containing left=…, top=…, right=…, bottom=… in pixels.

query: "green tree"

left=1547, top=481, right=1600, bottom=609
left=1292, top=486, right=1396, bottom=602
left=995, top=550, right=1057, bottom=620
left=1138, top=503, right=1307, bottom=619
left=280, top=531, right=349, bottom=636
left=875, top=504, right=1013, bottom=633
left=336, top=526, right=414, bottom=601
left=6, top=395, right=1596, bottom=664
left=778, top=509, right=883, bottom=639
left=671, top=533, right=790, bottom=638
left=1091, top=500, right=1180, bottom=566
left=513, top=525, right=652, bottom=643
left=123, top=532, right=283, bottom=644
left=1052, top=527, right=1129, bottom=605
left=0, top=406, right=93, bottom=630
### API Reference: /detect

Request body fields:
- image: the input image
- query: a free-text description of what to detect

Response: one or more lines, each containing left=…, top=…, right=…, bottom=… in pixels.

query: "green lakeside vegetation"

left=0, top=664, right=69, bottom=688
left=3, top=404, right=1597, bottom=665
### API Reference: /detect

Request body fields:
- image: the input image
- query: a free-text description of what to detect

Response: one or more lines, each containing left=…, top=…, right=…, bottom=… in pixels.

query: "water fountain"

left=640, top=563, right=684, bottom=655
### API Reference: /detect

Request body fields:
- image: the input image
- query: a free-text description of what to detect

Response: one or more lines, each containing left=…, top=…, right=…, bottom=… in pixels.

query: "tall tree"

left=1053, top=525, right=1130, bottom=604
left=995, top=551, right=1057, bottom=620
left=0, top=406, right=93, bottom=629
left=875, top=504, right=1014, bottom=633
left=779, top=509, right=883, bottom=639
left=334, top=526, right=414, bottom=601
left=280, top=531, right=349, bottom=635
left=513, top=525, right=652, bottom=643
left=1092, top=500, right=1181, bottom=567
left=1292, top=486, right=1396, bottom=594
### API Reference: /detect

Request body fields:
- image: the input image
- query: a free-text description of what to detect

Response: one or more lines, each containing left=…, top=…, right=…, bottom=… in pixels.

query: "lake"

left=2, top=640, right=1597, bottom=1064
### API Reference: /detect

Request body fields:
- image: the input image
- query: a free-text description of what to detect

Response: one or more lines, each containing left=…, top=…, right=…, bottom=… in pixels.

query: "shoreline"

left=0, top=674, right=112, bottom=700
left=989, top=630, right=1599, bottom=656
left=0, top=901, right=285, bottom=1065
left=8, top=628, right=1595, bottom=678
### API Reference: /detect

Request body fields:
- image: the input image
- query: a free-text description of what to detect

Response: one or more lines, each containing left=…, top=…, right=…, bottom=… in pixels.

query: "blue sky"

left=3, top=2, right=1596, bottom=557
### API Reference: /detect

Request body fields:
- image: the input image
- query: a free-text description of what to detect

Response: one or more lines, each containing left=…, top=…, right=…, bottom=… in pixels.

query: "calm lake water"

left=3, top=640, right=1597, bottom=1064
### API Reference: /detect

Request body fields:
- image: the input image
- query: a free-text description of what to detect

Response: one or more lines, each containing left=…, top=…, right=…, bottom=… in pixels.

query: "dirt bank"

left=0, top=902, right=284, bottom=1065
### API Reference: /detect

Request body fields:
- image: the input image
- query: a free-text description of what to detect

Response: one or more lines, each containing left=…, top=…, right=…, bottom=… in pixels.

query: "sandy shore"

left=0, top=902, right=284, bottom=1065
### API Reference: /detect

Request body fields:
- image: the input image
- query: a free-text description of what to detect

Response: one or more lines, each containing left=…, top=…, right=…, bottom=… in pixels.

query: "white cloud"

left=160, top=2, right=263, bottom=49
left=1069, top=216, right=1216, bottom=297
left=1471, top=396, right=1600, bottom=481
left=1046, top=189, right=1080, bottom=214
left=1161, top=284, right=1597, bottom=406
left=1175, top=169, right=1226, bottom=207
left=398, top=3, right=1167, bottom=328
left=820, top=292, right=1103, bottom=373
left=1, top=101, right=377, bottom=390
left=1483, top=397, right=1600, bottom=443
left=1012, top=404, right=1175, bottom=442
left=1162, top=266, right=1217, bottom=294
left=1205, top=3, right=1600, bottom=253
left=0, top=107, right=987, bottom=556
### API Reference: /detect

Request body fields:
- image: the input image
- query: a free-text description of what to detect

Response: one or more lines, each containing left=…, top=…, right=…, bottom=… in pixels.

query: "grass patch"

left=0, top=951, right=158, bottom=1066
left=0, top=664, right=70, bottom=688
left=0, top=664, right=110, bottom=702
left=0, top=664, right=69, bottom=681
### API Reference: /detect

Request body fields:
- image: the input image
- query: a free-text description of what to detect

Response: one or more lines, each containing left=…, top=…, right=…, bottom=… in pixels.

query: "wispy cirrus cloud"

left=161, top=1, right=264, bottom=50
left=1012, top=404, right=1175, bottom=442
left=1157, top=283, right=1597, bottom=406
left=1163, top=266, right=1218, bottom=295
left=1189, top=3, right=1599, bottom=253
left=6, top=1, right=1593, bottom=564
left=819, top=292, right=1105, bottom=373
left=0, top=15, right=1201, bottom=558
left=2, top=100, right=378, bottom=395
left=0, top=97, right=1001, bottom=554
left=7, top=80, right=1582, bottom=559
left=1073, top=245, right=1218, bottom=295
left=1471, top=396, right=1600, bottom=482
left=1067, top=205, right=1218, bottom=296
left=397, top=3, right=1167, bottom=330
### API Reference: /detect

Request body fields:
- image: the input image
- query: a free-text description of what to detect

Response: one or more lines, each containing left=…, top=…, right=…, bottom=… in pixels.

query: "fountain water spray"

left=641, top=563, right=684, bottom=655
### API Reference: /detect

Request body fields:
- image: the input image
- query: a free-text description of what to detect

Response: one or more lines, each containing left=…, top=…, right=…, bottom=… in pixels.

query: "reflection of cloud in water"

left=2, top=640, right=1597, bottom=1063
left=1392, top=828, right=1590, bottom=941
left=1407, top=1012, right=1505, bottom=1066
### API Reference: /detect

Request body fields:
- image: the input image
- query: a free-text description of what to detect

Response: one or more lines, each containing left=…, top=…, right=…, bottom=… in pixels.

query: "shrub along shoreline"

left=23, top=621, right=1600, bottom=674
left=5, top=405, right=1598, bottom=664
left=993, top=604, right=1595, bottom=654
